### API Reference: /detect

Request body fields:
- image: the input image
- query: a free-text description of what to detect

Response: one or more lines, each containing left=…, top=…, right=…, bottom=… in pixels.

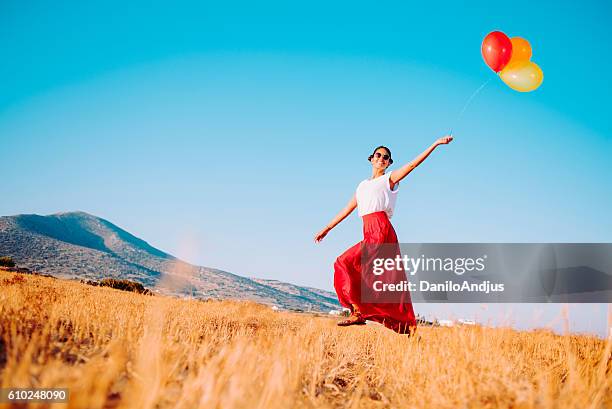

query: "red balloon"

left=481, top=31, right=513, bottom=73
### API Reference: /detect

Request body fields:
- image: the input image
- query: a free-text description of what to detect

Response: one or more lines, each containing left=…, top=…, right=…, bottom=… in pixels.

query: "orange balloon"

left=500, top=61, right=543, bottom=92
left=509, top=37, right=532, bottom=64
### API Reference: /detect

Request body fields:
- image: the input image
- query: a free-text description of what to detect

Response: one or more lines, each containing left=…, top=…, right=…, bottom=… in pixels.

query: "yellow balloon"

left=500, top=61, right=543, bottom=92
left=509, top=37, right=532, bottom=64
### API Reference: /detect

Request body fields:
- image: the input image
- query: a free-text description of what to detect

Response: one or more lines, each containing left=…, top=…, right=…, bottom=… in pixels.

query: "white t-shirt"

left=355, top=172, right=399, bottom=219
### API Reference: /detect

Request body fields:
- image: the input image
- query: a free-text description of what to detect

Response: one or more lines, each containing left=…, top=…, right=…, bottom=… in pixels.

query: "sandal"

left=337, top=312, right=366, bottom=326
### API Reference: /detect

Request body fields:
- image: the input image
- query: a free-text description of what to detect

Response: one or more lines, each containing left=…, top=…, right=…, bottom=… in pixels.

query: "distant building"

left=435, top=318, right=476, bottom=327
left=437, top=319, right=454, bottom=327
left=329, top=307, right=351, bottom=316
left=458, top=319, right=476, bottom=326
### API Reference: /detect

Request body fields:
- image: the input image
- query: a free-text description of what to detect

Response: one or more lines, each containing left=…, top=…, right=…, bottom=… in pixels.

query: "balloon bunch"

left=481, top=31, right=543, bottom=92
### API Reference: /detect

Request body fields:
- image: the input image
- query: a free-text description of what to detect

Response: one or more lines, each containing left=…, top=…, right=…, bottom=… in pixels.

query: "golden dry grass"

left=0, top=269, right=610, bottom=409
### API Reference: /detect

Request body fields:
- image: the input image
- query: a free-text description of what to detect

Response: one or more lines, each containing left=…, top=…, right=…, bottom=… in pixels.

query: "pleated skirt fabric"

left=333, top=211, right=417, bottom=334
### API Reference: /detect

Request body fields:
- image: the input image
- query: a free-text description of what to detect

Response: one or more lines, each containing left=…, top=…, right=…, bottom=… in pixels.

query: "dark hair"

left=368, top=145, right=393, bottom=164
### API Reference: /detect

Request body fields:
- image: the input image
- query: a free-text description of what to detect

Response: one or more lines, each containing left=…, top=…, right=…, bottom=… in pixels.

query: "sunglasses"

left=374, top=152, right=390, bottom=161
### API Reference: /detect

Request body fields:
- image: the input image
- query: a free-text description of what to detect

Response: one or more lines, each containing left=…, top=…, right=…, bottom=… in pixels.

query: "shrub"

left=98, top=278, right=152, bottom=295
left=0, top=257, right=15, bottom=268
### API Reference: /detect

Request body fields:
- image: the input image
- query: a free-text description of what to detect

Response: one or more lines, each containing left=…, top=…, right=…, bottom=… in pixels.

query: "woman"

left=314, top=136, right=453, bottom=334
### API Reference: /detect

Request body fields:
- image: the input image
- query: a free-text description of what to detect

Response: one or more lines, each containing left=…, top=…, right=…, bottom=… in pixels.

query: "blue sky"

left=1, top=0, right=611, bottom=336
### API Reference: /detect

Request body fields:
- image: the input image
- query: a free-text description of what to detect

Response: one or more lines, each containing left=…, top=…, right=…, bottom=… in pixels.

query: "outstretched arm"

left=314, top=195, right=357, bottom=243
left=389, top=135, right=453, bottom=186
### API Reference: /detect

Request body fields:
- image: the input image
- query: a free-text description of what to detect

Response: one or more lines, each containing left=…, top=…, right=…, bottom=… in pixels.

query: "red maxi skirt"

left=334, top=211, right=417, bottom=334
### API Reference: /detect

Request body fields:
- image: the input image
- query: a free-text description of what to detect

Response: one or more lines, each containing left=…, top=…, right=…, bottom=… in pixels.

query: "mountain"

left=0, top=211, right=340, bottom=311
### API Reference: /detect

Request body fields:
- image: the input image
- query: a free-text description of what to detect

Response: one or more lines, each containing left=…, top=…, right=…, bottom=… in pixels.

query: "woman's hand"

left=435, top=135, right=453, bottom=146
left=314, top=196, right=357, bottom=244
left=314, top=226, right=331, bottom=243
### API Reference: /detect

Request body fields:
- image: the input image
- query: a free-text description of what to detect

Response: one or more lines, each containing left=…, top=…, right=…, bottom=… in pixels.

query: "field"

left=1, top=269, right=611, bottom=409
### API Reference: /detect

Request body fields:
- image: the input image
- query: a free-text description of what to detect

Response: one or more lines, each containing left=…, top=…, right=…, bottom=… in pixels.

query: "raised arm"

left=389, top=135, right=453, bottom=186
left=314, top=195, right=357, bottom=243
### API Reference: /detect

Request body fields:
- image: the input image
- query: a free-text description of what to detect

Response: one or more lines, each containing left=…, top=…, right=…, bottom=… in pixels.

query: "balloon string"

left=449, top=77, right=492, bottom=136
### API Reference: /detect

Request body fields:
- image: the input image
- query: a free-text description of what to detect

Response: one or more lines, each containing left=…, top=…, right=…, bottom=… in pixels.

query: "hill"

left=0, top=211, right=339, bottom=311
